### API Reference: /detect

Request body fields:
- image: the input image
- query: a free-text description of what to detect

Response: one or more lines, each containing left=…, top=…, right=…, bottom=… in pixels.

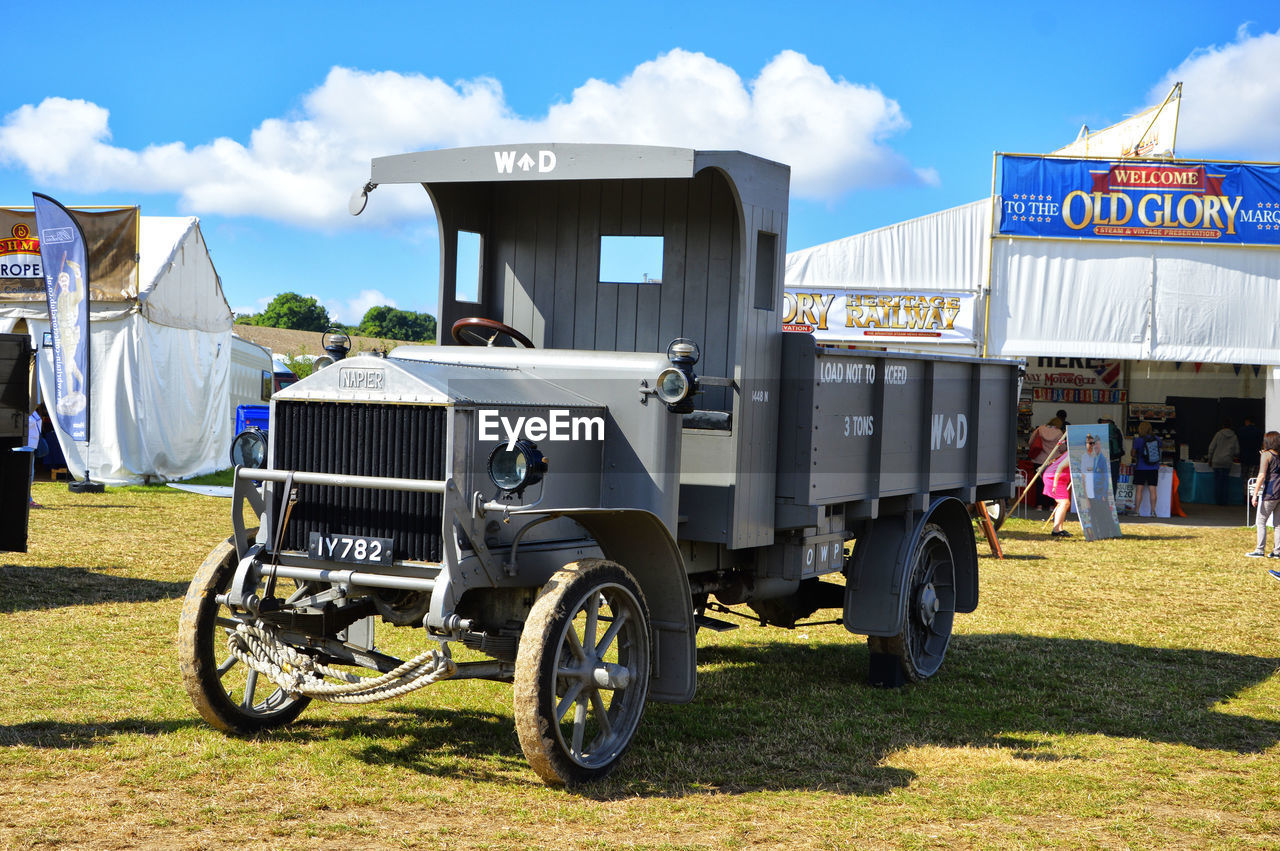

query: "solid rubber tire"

left=177, top=537, right=311, bottom=733
left=865, top=522, right=956, bottom=683
left=513, top=559, right=651, bottom=785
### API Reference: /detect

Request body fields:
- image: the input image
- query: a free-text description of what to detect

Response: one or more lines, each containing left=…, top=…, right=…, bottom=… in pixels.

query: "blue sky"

left=3, top=1, right=1278, bottom=324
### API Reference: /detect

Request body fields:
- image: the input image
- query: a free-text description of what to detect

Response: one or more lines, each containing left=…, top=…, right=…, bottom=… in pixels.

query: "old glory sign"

left=999, top=154, right=1280, bottom=245
left=782, top=288, right=977, bottom=345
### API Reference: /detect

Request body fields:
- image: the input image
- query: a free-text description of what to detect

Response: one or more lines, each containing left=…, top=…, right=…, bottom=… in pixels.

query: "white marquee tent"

left=786, top=195, right=1280, bottom=366
left=0, top=216, right=235, bottom=483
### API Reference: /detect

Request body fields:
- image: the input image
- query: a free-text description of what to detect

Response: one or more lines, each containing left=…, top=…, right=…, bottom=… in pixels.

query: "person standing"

left=1028, top=416, right=1065, bottom=510
left=1206, top=419, right=1239, bottom=506
left=1044, top=448, right=1073, bottom=537
left=1131, top=421, right=1161, bottom=517
left=1249, top=430, right=1280, bottom=559
left=1028, top=417, right=1064, bottom=465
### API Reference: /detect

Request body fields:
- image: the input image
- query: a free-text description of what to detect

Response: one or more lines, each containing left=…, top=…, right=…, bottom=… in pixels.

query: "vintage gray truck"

left=178, top=144, right=1019, bottom=785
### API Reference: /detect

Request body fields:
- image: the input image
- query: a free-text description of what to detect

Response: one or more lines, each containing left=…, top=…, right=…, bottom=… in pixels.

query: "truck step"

left=694, top=613, right=739, bottom=632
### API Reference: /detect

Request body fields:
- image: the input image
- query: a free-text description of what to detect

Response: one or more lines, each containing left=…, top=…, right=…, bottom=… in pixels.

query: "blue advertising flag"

left=32, top=193, right=90, bottom=443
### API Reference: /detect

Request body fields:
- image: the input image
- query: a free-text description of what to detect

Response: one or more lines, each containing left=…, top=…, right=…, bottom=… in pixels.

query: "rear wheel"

left=866, top=522, right=956, bottom=682
left=969, top=499, right=1008, bottom=531
left=514, top=559, right=651, bottom=785
left=177, top=538, right=311, bottom=732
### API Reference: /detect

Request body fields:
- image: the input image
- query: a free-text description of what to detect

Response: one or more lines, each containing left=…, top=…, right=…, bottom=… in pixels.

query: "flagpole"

left=1134, top=82, right=1180, bottom=159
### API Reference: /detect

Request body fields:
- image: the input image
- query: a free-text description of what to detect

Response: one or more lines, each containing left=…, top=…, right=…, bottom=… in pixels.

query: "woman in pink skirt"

left=1044, top=449, right=1073, bottom=537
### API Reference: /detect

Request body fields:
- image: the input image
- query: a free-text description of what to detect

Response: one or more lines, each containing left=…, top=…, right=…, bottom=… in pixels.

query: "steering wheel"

left=451, top=317, right=535, bottom=348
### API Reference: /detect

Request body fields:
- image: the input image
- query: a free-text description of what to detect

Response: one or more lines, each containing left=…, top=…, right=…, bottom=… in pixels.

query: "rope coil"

left=227, top=622, right=456, bottom=705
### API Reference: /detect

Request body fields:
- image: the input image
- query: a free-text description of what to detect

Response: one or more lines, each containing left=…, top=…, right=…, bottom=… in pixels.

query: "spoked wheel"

left=177, top=538, right=312, bottom=732
left=514, top=559, right=651, bottom=785
left=867, top=522, right=957, bottom=682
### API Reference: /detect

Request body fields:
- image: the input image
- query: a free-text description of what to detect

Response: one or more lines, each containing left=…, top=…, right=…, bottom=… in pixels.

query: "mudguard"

left=528, top=507, right=697, bottom=704
left=843, top=496, right=978, bottom=637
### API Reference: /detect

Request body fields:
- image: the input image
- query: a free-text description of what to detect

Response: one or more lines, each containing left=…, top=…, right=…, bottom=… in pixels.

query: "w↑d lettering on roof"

left=494, top=149, right=558, bottom=174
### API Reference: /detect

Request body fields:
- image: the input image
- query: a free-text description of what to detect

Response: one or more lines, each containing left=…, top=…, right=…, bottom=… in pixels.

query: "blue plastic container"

left=236, top=404, right=270, bottom=435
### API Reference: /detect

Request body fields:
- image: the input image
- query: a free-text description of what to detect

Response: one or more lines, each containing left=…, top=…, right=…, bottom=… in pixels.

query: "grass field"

left=2, top=484, right=1279, bottom=849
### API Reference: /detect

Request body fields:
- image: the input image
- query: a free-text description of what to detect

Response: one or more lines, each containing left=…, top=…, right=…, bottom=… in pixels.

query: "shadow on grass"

left=595, top=635, right=1280, bottom=796
left=0, top=564, right=187, bottom=612
left=32, top=504, right=144, bottom=510
left=283, top=706, right=534, bottom=785
left=983, top=553, right=1048, bottom=561
left=204, top=633, right=1280, bottom=797
left=0, top=718, right=198, bottom=747
left=996, top=529, right=1198, bottom=543
left=7, top=633, right=1273, bottom=798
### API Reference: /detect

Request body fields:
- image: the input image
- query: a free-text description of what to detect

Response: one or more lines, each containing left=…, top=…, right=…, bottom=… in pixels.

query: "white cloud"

left=0, top=50, right=927, bottom=228
left=231, top=295, right=272, bottom=318
left=543, top=50, right=923, bottom=197
left=326, top=289, right=397, bottom=325
left=1151, top=26, right=1280, bottom=159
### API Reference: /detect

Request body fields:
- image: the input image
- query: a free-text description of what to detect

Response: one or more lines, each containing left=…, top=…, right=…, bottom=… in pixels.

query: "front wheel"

left=514, top=559, right=651, bottom=785
left=866, top=522, right=957, bottom=682
left=177, top=538, right=311, bottom=733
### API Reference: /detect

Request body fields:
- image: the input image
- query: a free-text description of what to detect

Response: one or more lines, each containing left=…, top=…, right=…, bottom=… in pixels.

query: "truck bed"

left=775, top=334, right=1020, bottom=508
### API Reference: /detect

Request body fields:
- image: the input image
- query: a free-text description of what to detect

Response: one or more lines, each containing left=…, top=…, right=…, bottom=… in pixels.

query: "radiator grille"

left=272, top=401, right=447, bottom=562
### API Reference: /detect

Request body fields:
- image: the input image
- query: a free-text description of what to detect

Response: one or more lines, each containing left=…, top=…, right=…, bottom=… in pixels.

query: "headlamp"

left=230, top=427, right=268, bottom=469
left=657, top=337, right=701, bottom=413
left=487, top=440, right=547, bottom=496
left=655, top=367, right=691, bottom=405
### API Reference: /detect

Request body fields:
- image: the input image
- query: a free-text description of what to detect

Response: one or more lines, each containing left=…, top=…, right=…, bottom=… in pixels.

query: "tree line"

left=237, top=292, right=437, bottom=343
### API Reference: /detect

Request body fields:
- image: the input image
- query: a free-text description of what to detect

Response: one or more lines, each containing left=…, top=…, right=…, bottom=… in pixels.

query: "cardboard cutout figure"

left=1067, top=424, right=1122, bottom=540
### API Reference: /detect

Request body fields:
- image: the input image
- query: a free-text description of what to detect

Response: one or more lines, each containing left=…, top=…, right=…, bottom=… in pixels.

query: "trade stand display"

left=1177, top=460, right=1244, bottom=506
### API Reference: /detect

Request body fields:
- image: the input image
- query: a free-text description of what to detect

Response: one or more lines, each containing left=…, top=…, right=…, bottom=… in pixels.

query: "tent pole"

left=983, top=151, right=999, bottom=357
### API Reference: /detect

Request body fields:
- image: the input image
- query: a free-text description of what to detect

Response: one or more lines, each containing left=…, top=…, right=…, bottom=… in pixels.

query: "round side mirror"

left=348, top=188, right=369, bottom=216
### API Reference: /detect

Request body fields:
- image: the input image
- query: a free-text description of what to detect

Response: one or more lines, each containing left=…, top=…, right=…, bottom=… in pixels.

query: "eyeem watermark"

left=479, top=409, right=604, bottom=449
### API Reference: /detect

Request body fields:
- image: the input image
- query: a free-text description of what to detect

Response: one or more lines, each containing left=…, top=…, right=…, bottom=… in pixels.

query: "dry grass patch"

left=2, top=492, right=1280, bottom=848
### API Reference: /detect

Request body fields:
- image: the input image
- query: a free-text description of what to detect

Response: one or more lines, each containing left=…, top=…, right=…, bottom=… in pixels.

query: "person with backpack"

left=1249, top=430, right=1280, bottom=560
left=1131, top=421, right=1161, bottom=516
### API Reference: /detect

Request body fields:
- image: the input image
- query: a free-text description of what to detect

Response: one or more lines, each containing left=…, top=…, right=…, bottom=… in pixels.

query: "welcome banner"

left=998, top=154, right=1280, bottom=245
